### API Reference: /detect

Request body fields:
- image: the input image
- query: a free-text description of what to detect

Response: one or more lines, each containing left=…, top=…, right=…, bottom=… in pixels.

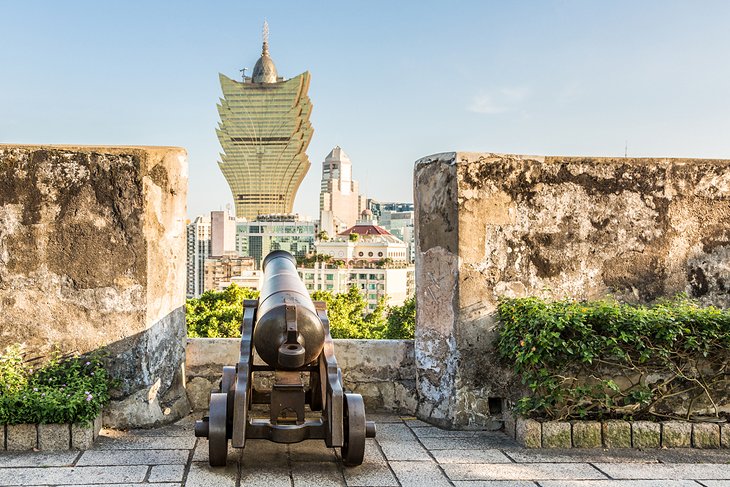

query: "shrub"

left=496, top=296, right=730, bottom=421
left=0, top=345, right=111, bottom=425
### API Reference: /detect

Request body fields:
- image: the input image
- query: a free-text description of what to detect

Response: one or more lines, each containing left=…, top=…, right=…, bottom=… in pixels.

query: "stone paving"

left=1, top=413, right=729, bottom=486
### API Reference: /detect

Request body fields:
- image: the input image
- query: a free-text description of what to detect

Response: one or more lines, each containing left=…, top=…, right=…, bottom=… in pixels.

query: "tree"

left=317, top=230, right=330, bottom=241
left=385, top=296, right=415, bottom=339
left=348, top=232, right=359, bottom=242
left=186, top=284, right=260, bottom=338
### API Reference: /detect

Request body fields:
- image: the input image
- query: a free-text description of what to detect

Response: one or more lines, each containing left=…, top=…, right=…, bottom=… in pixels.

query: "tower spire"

left=262, top=20, right=270, bottom=56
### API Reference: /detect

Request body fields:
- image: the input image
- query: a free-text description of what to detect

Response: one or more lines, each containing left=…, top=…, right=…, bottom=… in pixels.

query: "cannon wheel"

left=341, top=393, right=366, bottom=466
left=208, top=392, right=229, bottom=466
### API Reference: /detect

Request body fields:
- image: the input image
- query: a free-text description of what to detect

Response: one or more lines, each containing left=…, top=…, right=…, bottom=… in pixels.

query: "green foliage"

left=312, top=287, right=386, bottom=339
left=186, top=284, right=260, bottom=338
left=348, top=232, right=359, bottom=242
left=497, top=296, right=730, bottom=421
left=385, top=296, right=415, bottom=339
left=0, top=346, right=111, bottom=425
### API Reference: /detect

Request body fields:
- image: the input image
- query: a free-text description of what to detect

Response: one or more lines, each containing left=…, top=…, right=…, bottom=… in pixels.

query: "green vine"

left=496, top=296, right=730, bottom=421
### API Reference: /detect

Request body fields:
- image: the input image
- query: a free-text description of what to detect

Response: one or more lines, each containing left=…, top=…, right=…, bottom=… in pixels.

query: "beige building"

left=300, top=214, right=413, bottom=310
left=319, top=146, right=365, bottom=236
left=216, top=22, right=314, bottom=220
left=203, top=255, right=261, bottom=292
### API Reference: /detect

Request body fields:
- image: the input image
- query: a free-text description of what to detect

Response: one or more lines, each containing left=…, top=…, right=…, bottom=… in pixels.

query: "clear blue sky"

left=1, top=1, right=729, bottom=219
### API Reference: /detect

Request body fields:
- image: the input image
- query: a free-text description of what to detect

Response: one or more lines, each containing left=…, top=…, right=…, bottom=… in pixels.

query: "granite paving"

left=0, top=413, right=728, bottom=486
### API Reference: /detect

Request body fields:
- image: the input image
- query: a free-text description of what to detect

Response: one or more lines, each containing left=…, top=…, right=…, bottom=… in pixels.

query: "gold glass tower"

left=217, top=22, right=314, bottom=220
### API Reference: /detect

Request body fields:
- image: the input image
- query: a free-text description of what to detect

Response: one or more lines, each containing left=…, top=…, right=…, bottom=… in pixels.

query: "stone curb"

left=3, top=415, right=102, bottom=451
left=510, top=414, right=728, bottom=449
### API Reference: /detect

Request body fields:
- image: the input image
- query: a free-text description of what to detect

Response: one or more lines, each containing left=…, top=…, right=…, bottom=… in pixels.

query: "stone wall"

left=0, top=145, right=189, bottom=428
left=414, top=152, right=730, bottom=428
left=186, top=338, right=417, bottom=413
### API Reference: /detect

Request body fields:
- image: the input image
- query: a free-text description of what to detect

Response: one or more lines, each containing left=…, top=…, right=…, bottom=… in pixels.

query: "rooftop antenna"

left=262, top=19, right=270, bottom=54
left=624, top=140, right=628, bottom=158
left=240, top=67, right=247, bottom=81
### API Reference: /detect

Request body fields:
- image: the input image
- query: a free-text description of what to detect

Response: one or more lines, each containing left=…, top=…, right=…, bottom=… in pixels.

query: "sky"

left=1, top=1, right=729, bottom=219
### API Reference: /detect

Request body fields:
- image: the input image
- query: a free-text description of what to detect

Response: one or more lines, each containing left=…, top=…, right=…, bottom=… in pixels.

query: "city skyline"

left=1, top=1, right=730, bottom=219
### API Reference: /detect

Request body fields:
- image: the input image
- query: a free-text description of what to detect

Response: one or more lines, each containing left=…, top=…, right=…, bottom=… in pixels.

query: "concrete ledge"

left=185, top=338, right=417, bottom=413
left=512, top=414, right=729, bottom=449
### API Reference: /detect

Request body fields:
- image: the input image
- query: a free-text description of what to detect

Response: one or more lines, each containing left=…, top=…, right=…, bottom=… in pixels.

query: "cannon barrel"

left=253, top=250, right=325, bottom=370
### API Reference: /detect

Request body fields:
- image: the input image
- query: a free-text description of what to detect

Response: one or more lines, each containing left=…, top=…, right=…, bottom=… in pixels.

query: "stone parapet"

left=414, top=152, right=730, bottom=428
left=185, top=338, right=417, bottom=413
left=0, top=145, right=189, bottom=428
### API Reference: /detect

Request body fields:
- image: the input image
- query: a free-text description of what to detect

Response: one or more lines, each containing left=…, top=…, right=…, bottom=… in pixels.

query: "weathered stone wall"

left=186, top=338, right=417, bottom=413
left=0, top=145, right=189, bottom=428
left=414, top=152, right=730, bottom=428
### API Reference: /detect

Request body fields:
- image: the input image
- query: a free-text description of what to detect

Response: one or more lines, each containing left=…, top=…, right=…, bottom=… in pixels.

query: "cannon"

left=194, top=250, right=376, bottom=467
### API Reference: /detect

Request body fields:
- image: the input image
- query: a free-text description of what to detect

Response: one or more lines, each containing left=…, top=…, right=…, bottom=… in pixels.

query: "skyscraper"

left=216, top=22, right=314, bottom=220
left=319, top=146, right=365, bottom=236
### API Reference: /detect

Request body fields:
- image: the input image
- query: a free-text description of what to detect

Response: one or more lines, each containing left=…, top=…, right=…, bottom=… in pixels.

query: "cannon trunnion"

left=194, top=250, right=376, bottom=467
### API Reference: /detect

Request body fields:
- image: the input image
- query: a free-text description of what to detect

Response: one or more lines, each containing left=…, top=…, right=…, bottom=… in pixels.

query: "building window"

left=369, top=274, right=377, bottom=280
left=368, top=284, right=376, bottom=290
left=326, top=284, right=334, bottom=290
left=368, top=294, right=377, bottom=300
left=349, top=273, right=357, bottom=280
left=368, top=252, right=373, bottom=257
left=358, top=274, right=367, bottom=280
left=358, top=252, right=364, bottom=257
left=378, top=252, right=383, bottom=257
left=325, top=274, right=334, bottom=280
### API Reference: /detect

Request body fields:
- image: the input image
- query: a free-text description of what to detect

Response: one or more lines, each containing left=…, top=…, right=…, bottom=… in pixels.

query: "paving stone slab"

left=127, top=424, right=193, bottom=437
left=365, top=413, right=404, bottom=424
left=442, top=462, right=607, bottom=481
left=93, top=435, right=196, bottom=450
left=389, top=460, right=451, bottom=487
left=504, top=449, right=660, bottom=463
left=410, top=426, right=480, bottom=438
left=0, top=451, right=79, bottom=467
left=452, top=482, right=538, bottom=487
left=185, top=461, right=238, bottom=487
left=191, top=438, right=241, bottom=464
left=419, top=434, right=518, bottom=450
left=700, top=482, right=730, bottom=486
left=77, top=448, right=189, bottom=465
left=431, top=448, right=513, bottom=464
left=401, top=418, right=431, bottom=428
left=377, top=440, right=432, bottom=461
left=374, top=423, right=418, bottom=441
left=291, top=461, right=345, bottom=487
left=54, top=484, right=181, bottom=487
left=289, top=439, right=339, bottom=463
left=539, top=481, right=702, bottom=487
left=594, top=463, right=730, bottom=480
left=0, top=465, right=148, bottom=485
left=656, top=449, right=730, bottom=463
left=342, top=444, right=396, bottom=487
left=239, top=439, right=287, bottom=467
left=148, top=464, right=186, bottom=482
left=240, top=465, right=292, bottom=487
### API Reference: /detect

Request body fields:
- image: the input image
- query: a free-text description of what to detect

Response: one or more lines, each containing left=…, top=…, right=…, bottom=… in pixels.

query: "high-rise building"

left=319, top=146, right=365, bottom=236
left=186, top=215, right=212, bottom=298
left=210, top=210, right=237, bottom=257
left=236, top=214, right=316, bottom=269
left=216, top=22, right=314, bottom=220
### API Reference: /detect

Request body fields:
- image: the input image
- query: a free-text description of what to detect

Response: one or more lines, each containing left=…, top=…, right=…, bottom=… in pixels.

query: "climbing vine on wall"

left=497, top=296, right=730, bottom=421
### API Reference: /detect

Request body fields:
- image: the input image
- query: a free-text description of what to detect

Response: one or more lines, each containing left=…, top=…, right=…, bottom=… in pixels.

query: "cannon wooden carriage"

left=194, top=250, right=376, bottom=466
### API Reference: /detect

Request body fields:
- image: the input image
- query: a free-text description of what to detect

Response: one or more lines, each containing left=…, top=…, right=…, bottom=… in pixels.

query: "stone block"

left=502, top=408, right=516, bottom=439
left=572, top=421, right=601, bottom=448
left=602, top=420, right=631, bottom=448
left=38, top=423, right=70, bottom=450
left=93, top=414, right=102, bottom=440
left=662, top=421, right=692, bottom=448
left=632, top=421, right=661, bottom=449
left=1, top=425, right=4, bottom=451
left=541, top=421, right=571, bottom=448
left=722, top=423, right=729, bottom=448
left=692, top=423, right=721, bottom=448
left=515, top=417, right=541, bottom=448
left=72, top=422, right=95, bottom=450
left=6, top=424, right=37, bottom=450
left=186, top=376, right=214, bottom=411
left=0, top=145, right=189, bottom=429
